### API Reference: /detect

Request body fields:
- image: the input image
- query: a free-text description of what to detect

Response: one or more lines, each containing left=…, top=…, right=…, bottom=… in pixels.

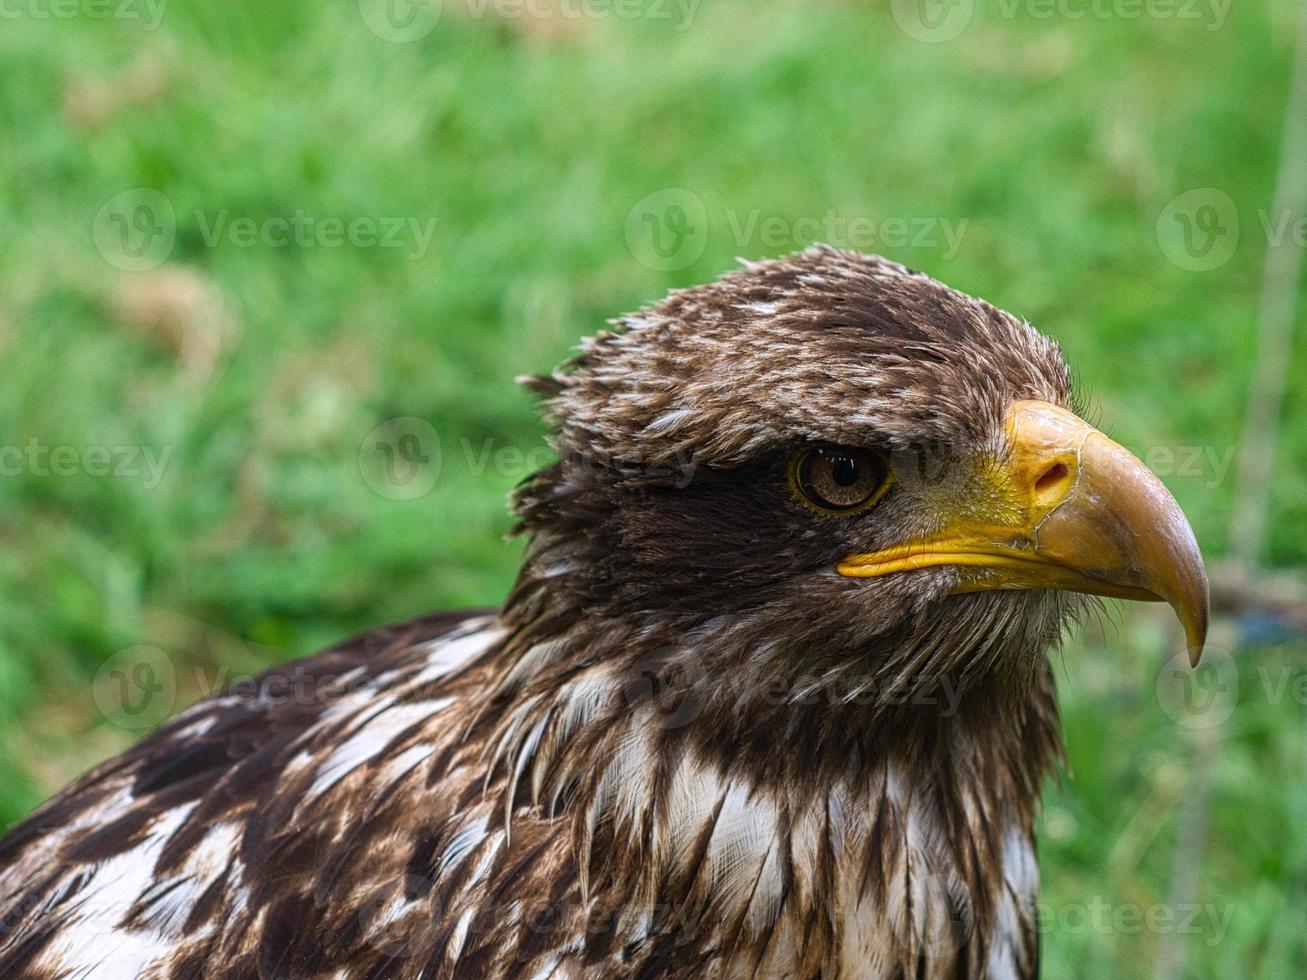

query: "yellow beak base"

left=838, top=401, right=1210, bottom=664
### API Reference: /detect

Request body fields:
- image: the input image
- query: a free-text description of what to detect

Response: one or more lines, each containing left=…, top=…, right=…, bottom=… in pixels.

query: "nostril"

left=1035, top=462, right=1069, bottom=493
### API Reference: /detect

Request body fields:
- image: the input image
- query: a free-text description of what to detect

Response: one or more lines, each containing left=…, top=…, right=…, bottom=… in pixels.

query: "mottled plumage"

left=0, top=247, right=1205, bottom=979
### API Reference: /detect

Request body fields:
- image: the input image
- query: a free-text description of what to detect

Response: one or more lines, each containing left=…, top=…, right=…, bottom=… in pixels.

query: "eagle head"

left=509, top=246, right=1207, bottom=745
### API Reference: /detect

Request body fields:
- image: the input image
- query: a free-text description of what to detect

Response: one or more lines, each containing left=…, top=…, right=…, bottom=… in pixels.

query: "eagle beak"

left=838, top=400, right=1210, bottom=664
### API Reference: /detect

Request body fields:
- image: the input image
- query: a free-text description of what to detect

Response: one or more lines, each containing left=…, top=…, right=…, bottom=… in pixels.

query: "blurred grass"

left=0, top=0, right=1305, bottom=975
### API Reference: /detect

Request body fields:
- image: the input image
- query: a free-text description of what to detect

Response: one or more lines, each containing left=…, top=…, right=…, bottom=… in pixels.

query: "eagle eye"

left=790, top=445, right=892, bottom=515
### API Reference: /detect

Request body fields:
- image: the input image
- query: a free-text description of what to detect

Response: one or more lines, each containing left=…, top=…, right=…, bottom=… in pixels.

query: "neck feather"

left=482, top=537, right=1064, bottom=974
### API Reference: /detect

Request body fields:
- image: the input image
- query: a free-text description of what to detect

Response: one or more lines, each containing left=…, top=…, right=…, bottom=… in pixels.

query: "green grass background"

left=1, top=0, right=1305, bottom=975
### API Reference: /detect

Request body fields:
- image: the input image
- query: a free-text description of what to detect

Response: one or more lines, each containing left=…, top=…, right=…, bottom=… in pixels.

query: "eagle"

left=0, top=247, right=1207, bottom=979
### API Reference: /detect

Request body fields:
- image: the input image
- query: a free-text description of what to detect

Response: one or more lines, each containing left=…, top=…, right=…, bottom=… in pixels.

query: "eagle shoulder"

left=0, top=611, right=568, bottom=979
